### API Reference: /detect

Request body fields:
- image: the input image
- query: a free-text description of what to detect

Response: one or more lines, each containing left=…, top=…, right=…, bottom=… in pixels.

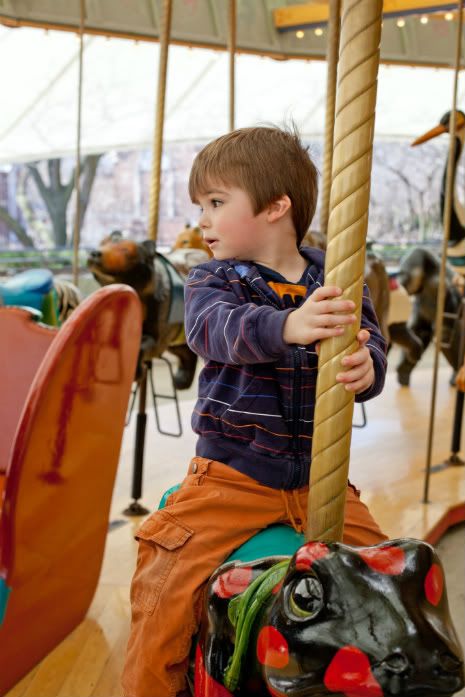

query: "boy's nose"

left=199, top=211, right=210, bottom=229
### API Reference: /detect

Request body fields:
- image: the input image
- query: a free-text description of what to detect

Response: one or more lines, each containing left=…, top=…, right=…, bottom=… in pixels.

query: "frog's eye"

left=287, top=574, right=324, bottom=620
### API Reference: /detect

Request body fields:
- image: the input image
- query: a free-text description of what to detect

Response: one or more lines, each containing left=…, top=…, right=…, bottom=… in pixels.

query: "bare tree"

left=0, top=206, right=34, bottom=247
left=372, top=141, right=444, bottom=243
left=27, top=154, right=101, bottom=248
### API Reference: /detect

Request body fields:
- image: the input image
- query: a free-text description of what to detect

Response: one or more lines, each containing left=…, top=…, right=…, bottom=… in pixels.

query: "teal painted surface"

left=226, top=525, right=304, bottom=562
left=158, top=483, right=181, bottom=510
left=0, top=268, right=53, bottom=309
left=0, top=578, right=11, bottom=625
left=159, top=485, right=304, bottom=561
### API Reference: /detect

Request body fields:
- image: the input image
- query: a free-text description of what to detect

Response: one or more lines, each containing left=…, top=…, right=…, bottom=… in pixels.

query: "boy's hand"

left=335, top=329, right=374, bottom=394
left=283, top=286, right=356, bottom=346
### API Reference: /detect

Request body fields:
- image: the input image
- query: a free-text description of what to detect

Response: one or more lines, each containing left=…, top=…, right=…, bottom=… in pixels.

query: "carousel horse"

left=395, top=246, right=463, bottom=386
left=196, top=538, right=464, bottom=696
left=87, top=231, right=198, bottom=389
left=412, top=110, right=465, bottom=276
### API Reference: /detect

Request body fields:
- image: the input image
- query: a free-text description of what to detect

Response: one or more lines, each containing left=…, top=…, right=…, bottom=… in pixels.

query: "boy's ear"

left=267, top=195, right=292, bottom=223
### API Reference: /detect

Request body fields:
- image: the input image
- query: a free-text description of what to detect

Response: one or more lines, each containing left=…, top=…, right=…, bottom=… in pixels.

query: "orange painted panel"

left=0, top=308, right=56, bottom=473
left=0, top=285, right=142, bottom=694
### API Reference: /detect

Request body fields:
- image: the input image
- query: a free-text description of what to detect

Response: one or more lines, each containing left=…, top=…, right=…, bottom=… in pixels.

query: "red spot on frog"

left=359, top=546, right=406, bottom=575
left=194, top=644, right=233, bottom=697
left=425, top=563, right=444, bottom=606
left=212, top=566, right=253, bottom=599
left=294, top=542, right=329, bottom=570
left=324, top=645, right=383, bottom=697
left=257, top=626, right=289, bottom=669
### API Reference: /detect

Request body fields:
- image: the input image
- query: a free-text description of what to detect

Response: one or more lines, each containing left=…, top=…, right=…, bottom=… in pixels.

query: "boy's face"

left=196, top=184, right=269, bottom=261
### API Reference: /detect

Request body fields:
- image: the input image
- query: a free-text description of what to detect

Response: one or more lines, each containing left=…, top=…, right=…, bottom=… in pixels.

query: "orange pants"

left=122, top=457, right=387, bottom=697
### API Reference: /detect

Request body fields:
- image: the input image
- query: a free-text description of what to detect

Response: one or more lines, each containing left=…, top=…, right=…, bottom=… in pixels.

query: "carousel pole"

left=124, top=0, right=172, bottom=516
left=319, top=0, right=341, bottom=237
left=72, top=0, right=85, bottom=287
left=147, top=0, right=173, bottom=241
left=423, top=0, right=464, bottom=503
left=228, top=0, right=236, bottom=132
left=307, top=0, right=383, bottom=543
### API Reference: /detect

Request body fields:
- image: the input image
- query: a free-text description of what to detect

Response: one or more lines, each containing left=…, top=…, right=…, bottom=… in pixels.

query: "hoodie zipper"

left=290, top=347, right=303, bottom=487
left=245, top=276, right=303, bottom=483
left=245, top=277, right=281, bottom=310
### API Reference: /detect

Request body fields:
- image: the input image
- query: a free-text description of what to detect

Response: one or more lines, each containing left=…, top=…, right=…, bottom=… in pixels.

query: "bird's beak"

left=411, top=123, right=447, bottom=147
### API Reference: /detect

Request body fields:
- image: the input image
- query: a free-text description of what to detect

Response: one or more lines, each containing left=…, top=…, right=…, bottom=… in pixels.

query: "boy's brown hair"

left=189, top=126, right=318, bottom=245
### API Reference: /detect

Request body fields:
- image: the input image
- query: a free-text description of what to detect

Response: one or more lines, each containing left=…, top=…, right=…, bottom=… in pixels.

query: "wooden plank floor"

left=7, top=349, right=465, bottom=697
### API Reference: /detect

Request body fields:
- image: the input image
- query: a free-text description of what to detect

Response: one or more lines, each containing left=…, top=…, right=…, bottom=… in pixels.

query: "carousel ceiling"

left=1, top=2, right=464, bottom=163
left=0, top=0, right=464, bottom=69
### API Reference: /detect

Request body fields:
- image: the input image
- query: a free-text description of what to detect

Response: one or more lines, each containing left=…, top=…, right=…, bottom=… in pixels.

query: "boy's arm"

left=355, top=283, right=388, bottom=402
left=184, top=266, right=292, bottom=364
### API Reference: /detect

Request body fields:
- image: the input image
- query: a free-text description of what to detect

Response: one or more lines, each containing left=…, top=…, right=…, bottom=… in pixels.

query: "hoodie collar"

left=231, top=246, right=325, bottom=302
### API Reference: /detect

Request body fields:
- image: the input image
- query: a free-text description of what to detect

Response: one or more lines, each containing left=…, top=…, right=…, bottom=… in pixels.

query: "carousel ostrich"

left=384, top=111, right=465, bottom=386
left=411, top=109, right=465, bottom=274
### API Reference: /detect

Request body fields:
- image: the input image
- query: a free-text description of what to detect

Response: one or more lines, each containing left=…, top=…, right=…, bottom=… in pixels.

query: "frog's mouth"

left=266, top=662, right=464, bottom=697
left=265, top=671, right=325, bottom=697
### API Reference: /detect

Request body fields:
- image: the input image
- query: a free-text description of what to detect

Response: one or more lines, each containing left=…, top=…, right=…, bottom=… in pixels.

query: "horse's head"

left=87, top=231, right=157, bottom=295
left=203, top=539, right=463, bottom=696
left=257, top=540, right=463, bottom=696
left=172, top=224, right=212, bottom=257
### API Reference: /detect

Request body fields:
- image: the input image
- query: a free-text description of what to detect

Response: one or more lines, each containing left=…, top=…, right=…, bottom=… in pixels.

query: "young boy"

left=122, top=127, right=387, bottom=697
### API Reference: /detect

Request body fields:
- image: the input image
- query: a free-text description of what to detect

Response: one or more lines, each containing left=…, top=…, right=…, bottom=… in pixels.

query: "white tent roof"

left=1, top=25, right=464, bottom=164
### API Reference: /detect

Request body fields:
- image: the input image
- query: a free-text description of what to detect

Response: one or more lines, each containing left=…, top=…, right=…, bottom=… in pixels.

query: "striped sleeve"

left=184, top=266, right=292, bottom=365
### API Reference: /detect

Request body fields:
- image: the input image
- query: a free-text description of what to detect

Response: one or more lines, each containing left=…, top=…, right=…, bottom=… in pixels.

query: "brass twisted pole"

left=148, top=0, right=172, bottom=241
left=228, top=0, right=236, bottom=132
left=424, top=0, right=464, bottom=503
left=72, top=0, right=86, bottom=286
left=307, top=0, right=383, bottom=543
left=319, top=0, right=341, bottom=237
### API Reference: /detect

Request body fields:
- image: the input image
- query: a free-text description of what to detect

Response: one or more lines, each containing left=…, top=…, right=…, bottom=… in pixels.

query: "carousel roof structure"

left=0, top=23, right=464, bottom=165
left=1, top=2, right=465, bottom=164
left=0, top=0, right=464, bottom=68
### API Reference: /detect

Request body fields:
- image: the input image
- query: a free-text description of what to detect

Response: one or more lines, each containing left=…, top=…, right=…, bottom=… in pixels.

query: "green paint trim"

left=0, top=578, right=11, bottom=625
left=223, top=559, right=290, bottom=691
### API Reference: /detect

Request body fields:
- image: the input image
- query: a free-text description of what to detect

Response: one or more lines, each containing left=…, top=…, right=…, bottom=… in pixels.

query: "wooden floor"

left=7, top=349, right=465, bottom=697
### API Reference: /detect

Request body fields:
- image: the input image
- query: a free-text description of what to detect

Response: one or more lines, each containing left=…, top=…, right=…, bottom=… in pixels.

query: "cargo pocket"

left=131, top=510, right=194, bottom=615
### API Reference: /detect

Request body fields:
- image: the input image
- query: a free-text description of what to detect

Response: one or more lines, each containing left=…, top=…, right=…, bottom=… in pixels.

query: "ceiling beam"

left=0, top=10, right=460, bottom=70
left=274, top=0, right=458, bottom=31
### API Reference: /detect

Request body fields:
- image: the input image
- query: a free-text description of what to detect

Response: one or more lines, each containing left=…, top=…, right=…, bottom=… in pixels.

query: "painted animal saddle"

left=155, top=252, right=186, bottom=326
left=0, top=269, right=59, bottom=325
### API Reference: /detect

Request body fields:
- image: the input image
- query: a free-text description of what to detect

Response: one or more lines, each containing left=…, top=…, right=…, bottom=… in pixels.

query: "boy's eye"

left=211, top=199, right=223, bottom=208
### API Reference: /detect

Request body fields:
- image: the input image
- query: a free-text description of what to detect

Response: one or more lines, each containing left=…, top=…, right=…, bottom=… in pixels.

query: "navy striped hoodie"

left=184, top=247, right=387, bottom=490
